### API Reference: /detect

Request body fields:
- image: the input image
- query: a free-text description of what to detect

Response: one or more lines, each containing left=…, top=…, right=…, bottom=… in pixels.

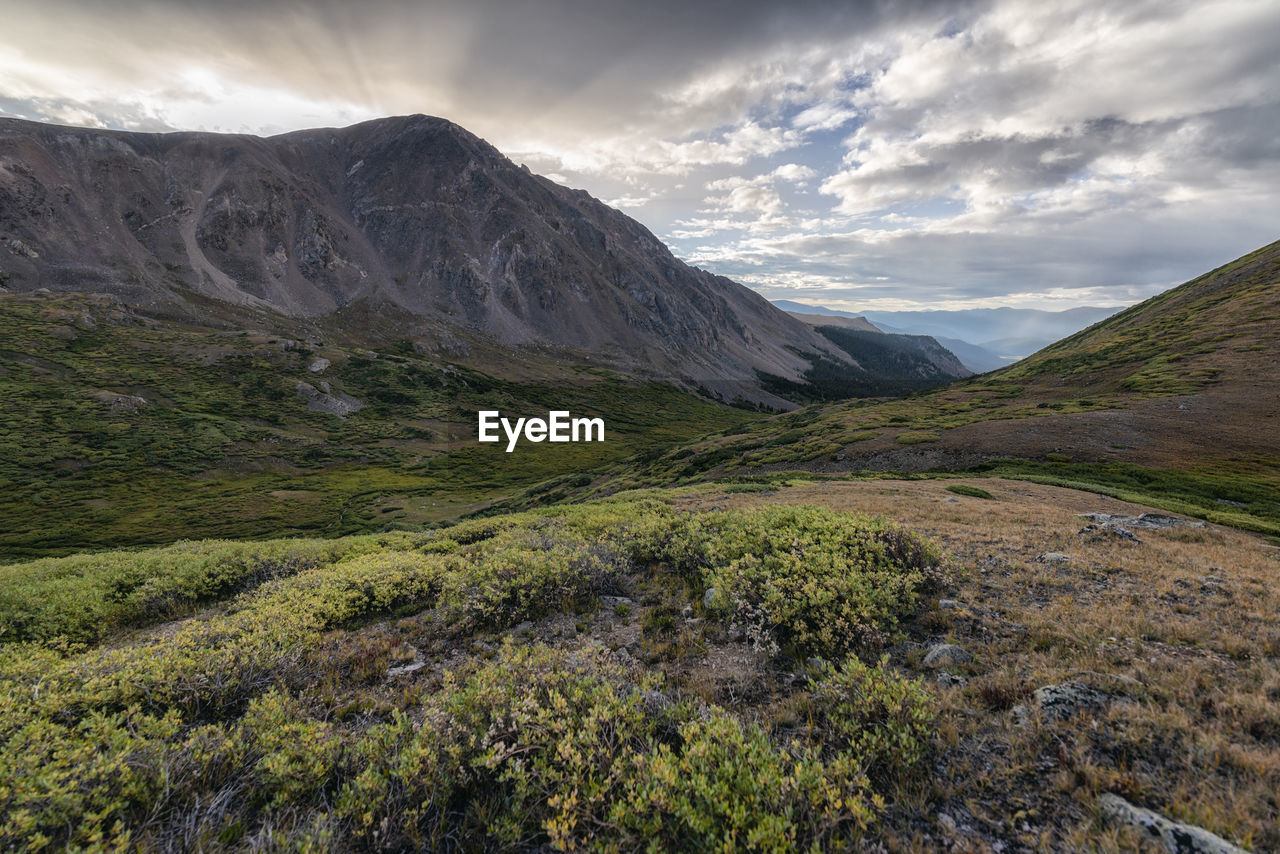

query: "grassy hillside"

left=0, top=293, right=754, bottom=559
left=591, top=240, right=1280, bottom=534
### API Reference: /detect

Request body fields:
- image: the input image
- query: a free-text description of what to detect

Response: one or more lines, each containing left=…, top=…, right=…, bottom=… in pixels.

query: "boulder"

left=1033, top=681, right=1116, bottom=720
left=1099, top=793, right=1246, bottom=853
left=1036, top=552, right=1072, bottom=564
left=295, top=381, right=363, bottom=417
left=308, top=357, right=331, bottom=373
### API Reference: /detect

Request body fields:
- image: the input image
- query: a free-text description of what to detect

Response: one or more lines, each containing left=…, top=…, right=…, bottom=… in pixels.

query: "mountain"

left=776, top=300, right=1006, bottom=373
left=784, top=311, right=972, bottom=396
left=770, top=298, right=861, bottom=318
left=624, top=239, right=1280, bottom=534
left=862, top=306, right=1121, bottom=359
left=785, top=310, right=879, bottom=332
left=929, top=336, right=1007, bottom=373
left=0, top=115, right=850, bottom=406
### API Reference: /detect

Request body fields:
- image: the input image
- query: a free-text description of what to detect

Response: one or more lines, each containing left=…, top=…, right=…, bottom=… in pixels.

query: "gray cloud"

left=1, top=0, right=1278, bottom=309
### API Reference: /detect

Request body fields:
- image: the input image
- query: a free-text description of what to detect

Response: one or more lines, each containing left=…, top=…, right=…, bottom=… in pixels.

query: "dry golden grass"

left=675, top=478, right=1280, bottom=851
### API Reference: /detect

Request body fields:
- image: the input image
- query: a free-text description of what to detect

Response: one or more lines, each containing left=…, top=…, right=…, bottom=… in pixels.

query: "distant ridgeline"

left=759, top=325, right=972, bottom=402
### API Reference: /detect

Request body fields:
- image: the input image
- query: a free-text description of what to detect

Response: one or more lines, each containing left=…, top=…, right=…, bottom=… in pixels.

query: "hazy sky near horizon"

left=2, top=0, right=1279, bottom=311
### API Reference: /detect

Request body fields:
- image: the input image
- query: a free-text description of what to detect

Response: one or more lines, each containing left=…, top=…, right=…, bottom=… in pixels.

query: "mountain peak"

left=0, top=115, right=852, bottom=406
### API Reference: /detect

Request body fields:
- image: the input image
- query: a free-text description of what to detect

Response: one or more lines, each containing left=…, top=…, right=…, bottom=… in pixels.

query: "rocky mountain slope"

left=0, top=115, right=849, bottom=405
left=785, top=310, right=879, bottom=333
left=787, top=310, right=972, bottom=381
left=778, top=300, right=1008, bottom=373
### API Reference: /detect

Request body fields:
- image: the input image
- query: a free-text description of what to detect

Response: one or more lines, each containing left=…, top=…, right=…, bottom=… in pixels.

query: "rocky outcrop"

left=1078, top=512, right=1205, bottom=530
left=295, top=381, right=363, bottom=417
left=1099, top=793, right=1247, bottom=854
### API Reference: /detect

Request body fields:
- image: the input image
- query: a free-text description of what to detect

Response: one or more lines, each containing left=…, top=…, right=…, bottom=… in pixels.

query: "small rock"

left=1037, top=552, right=1072, bottom=564
left=386, top=661, right=425, bottom=678
left=937, top=672, right=968, bottom=688
left=512, top=621, right=533, bottom=634
left=937, top=813, right=957, bottom=834
left=922, top=643, right=973, bottom=668
left=703, top=588, right=718, bottom=609
left=308, top=357, right=331, bottom=373
left=600, top=596, right=634, bottom=608
left=1099, top=793, right=1246, bottom=853
left=1080, top=522, right=1141, bottom=543
left=938, top=599, right=963, bottom=610
left=1033, top=681, right=1116, bottom=720
left=640, top=690, right=673, bottom=714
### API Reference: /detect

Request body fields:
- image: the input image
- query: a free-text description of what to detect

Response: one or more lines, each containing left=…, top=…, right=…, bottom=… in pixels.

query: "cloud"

left=1, top=0, right=1278, bottom=310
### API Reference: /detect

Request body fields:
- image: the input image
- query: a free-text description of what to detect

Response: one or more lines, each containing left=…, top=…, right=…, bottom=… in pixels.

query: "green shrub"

left=0, top=498, right=945, bottom=850
left=895, top=431, right=940, bottom=445
left=330, top=643, right=884, bottom=852
left=654, top=505, right=949, bottom=658
left=0, top=534, right=398, bottom=644
left=801, top=655, right=934, bottom=781
left=945, top=484, right=994, bottom=499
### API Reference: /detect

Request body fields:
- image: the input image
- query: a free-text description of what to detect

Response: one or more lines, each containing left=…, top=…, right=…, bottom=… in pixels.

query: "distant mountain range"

left=771, top=299, right=1122, bottom=371
left=0, top=115, right=863, bottom=407
left=783, top=310, right=972, bottom=397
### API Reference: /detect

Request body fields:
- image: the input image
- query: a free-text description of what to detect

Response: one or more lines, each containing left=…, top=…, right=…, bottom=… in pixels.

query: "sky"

left=2, top=0, right=1279, bottom=312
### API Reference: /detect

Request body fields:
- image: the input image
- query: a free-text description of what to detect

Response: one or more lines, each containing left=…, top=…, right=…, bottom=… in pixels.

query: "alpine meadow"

left=2, top=1, right=1280, bottom=851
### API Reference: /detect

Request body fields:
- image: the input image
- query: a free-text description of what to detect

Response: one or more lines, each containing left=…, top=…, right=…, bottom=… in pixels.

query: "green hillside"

left=0, top=293, right=753, bottom=559
left=592, top=239, right=1280, bottom=534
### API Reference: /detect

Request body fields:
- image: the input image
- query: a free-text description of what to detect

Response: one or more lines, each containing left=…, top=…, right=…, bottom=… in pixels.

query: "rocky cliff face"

left=0, top=115, right=850, bottom=404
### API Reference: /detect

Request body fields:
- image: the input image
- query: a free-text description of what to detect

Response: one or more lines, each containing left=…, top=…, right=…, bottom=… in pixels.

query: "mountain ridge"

left=0, top=114, right=850, bottom=406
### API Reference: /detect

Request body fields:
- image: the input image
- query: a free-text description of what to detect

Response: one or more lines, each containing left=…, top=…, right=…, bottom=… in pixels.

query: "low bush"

left=0, top=496, right=947, bottom=850
left=655, top=505, right=950, bottom=658
left=945, top=483, right=994, bottom=499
